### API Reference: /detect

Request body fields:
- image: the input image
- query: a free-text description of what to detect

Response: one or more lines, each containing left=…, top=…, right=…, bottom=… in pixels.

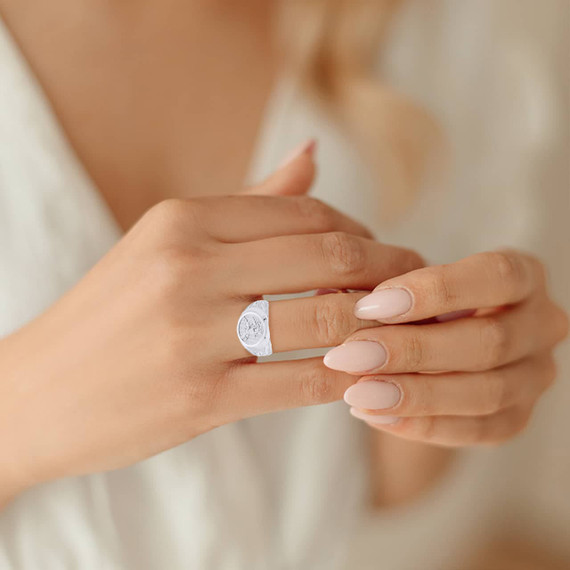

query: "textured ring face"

left=236, top=300, right=272, bottom=357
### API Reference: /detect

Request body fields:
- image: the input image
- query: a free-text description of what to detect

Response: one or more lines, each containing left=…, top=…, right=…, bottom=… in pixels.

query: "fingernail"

left=344, top=381, right=401, bottom=410
left=278, top=139, right=317, bottom=169
left=350, top=407, right=399, bottom=425
left=323, top=341, right=387, bottom=373
left=354, top=288, right=413, bottom=320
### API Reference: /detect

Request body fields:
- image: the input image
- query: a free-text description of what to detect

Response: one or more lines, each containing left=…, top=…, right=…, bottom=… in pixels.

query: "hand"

left=0, top=154, right=422, bottom=503
left=323, top=250, right=569, bottom=446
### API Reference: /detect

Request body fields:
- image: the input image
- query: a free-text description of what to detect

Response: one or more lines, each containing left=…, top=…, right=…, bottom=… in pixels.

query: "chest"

left=0, top=1, right=275, bottom=230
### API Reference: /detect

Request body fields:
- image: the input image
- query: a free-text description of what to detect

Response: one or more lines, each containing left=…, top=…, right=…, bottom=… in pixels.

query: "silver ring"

left=236, top=300, right=272, bottom=357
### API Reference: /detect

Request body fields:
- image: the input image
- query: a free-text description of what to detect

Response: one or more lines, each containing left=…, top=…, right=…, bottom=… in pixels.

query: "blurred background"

left=263, top=1, right=570, bottom=567
left=0, top=0, right=568, bottom=568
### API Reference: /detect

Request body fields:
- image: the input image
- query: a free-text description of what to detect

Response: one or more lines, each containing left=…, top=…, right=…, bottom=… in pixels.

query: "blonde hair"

left=279, top=0, right=442, bottom=214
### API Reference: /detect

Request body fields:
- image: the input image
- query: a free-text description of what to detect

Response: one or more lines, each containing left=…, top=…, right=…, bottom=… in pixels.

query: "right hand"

left=0, top=158, right=422, bottom=502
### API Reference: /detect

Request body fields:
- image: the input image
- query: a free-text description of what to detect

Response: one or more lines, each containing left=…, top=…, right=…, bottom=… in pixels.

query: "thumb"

left=243, top=139, right=317, bottom=196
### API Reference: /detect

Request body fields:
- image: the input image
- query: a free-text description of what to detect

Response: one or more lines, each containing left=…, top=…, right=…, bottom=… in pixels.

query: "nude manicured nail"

left=323, top=341, right=386, bottom=373
left=349, top=407, right=399, bottom=425
left=278, top=139, right=317, bottom=169
left=354, top=288, right=412, bottom=320
left=344, top=381, right=401, bottom=410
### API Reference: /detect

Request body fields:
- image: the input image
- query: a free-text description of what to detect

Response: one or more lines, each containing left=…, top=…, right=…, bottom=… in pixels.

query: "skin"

left=328, top=252, right=569, bottom=444
left=0, top=155, right=423, bottom=505
left=0, top=2, right=568, bottom=558
left=0, top=0, right=277, bottom=228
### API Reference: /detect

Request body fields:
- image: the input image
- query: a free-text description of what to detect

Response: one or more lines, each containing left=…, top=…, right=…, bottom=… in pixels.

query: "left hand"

left=323, top=250, right=569, bottom=446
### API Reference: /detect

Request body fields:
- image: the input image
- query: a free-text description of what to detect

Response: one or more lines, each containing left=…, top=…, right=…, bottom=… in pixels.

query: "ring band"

left=237, top=300, right=273, bottom=357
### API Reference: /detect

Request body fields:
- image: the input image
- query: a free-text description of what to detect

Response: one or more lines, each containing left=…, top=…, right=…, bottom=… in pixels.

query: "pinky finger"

left=351, top=406, right=533, bottom=447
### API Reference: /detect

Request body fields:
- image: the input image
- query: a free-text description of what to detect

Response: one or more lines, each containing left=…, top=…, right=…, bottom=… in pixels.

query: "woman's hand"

left=0, top=170, right=423, bottom=503
left=323, top=250, right=569, bottom=446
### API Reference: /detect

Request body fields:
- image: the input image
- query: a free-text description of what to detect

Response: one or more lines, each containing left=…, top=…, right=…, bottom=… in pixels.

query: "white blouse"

left=1, top=1, right=569, bottom=568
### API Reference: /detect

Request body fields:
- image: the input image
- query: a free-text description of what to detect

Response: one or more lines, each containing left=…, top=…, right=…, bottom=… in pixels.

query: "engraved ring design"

left=236, top=300, right=272, bottom=357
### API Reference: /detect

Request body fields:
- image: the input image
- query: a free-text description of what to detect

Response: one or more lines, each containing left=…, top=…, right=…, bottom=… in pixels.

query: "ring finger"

left=219, top=292, right=377, bottom=360
left=343, top=354, right=555, bottom=418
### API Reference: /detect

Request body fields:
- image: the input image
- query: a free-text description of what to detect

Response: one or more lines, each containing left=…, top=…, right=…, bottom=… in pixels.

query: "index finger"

left=354, top=250, right=542, bottom=323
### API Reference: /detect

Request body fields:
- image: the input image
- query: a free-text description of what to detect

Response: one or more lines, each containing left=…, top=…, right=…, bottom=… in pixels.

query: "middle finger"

left=223, top=232, right=423, bottom=296
left=343, top=355, right=555, bottom=418
left=324, top=299, right=560, bottom=374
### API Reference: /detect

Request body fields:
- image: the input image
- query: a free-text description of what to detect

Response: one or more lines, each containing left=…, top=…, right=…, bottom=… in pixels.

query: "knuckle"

left=402, top=332, right=425, bottom=370
left=480, top=318, right=510, bottom=368
left=299, top=367, right=336, bottom=404
left=488, top=251, right=526, bottom=289
left=427, top=266, right=457, bottom=307
left=295, top=197, right=335, bottom=231
left=147, top=198, right=188, bottom=226
left=144, top=199, right=202, bottom=242
left=322, top=232, right=365, bottom=276
left=405, top=377, right=431, bottom=415
left=313, top=297, right=354, bottom=346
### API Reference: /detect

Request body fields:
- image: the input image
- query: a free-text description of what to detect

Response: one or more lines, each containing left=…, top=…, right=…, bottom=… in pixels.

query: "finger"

left=223, top=357, right=356, bottom=418
left=196, top=195, right=372, bottom=242
left=242, top=139, right=317, bottom=197
left=350, top=406, right=533, bottom=447
left=269, top=292, right=375, bottom=353
left=221, top=292, right=377, bottom=360
left=355, top=250, right=544, bottom=323
left=224, top=232, right=423, bottom=295
left=325, top=298, right=564, bottom=374
left=342, top=355, right=556, bottom=417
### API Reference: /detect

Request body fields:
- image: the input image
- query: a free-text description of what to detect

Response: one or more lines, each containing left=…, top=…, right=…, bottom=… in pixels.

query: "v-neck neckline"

left=0, top=11, right=287, bottom=238
left=0, top=13, right=124, bottom=239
